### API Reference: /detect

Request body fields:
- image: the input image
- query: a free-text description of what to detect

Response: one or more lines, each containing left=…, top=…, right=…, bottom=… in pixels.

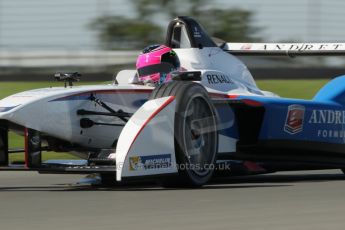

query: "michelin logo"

left=129, top=154, right=172, bottom=171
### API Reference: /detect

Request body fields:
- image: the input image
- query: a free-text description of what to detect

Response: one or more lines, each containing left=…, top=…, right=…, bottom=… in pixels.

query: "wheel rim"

left=182, top=95, right=217, bottom=177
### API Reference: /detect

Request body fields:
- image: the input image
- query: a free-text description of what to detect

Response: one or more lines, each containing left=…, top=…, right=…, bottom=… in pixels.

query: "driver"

left=136, top=44, right=180, bottom=86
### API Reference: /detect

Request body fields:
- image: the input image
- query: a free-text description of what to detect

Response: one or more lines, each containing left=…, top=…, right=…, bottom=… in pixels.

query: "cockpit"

left=164, top=17, right=257, bottom=87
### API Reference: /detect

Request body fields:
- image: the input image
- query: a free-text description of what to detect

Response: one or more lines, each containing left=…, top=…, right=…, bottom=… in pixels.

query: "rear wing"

left=223, top=43, right=345, bottom=56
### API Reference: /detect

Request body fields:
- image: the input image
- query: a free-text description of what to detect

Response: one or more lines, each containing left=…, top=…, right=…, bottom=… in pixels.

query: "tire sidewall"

left=173, top=82, right=218, bottom=186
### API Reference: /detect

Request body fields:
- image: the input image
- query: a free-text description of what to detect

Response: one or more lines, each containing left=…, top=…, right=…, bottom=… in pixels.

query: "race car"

left=1, top=16, right=345, bottom=186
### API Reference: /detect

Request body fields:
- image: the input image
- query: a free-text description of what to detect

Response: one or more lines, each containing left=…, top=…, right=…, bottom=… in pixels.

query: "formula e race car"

left=1, top=16, right=345, bottom=186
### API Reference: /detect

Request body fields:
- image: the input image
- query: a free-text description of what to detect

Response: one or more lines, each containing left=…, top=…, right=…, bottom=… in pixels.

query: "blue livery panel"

left=259, top=99, right=345, bottom=145
left=212, top=76, right=345, bottom=162
left=214, top=102, right=239, bottom=139
left=313, top=75, right=345, bottom=104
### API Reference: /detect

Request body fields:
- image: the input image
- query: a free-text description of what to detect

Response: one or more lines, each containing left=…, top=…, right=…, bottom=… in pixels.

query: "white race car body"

left=2, top=16, right=312, bottom=186
left=0, top=49, right=274, bottom=153
left=0, top=84, right=152, bottom=150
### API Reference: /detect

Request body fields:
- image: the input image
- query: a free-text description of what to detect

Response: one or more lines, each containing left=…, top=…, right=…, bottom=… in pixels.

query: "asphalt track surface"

left=1, top=170, right=345, bottom=230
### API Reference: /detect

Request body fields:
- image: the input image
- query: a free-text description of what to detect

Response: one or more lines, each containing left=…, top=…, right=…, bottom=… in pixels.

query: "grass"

left=256, top=79, right=329, bottom=99
left=10, top=152, right=80, bottom=163
left=0, top=79, right=329, bottom=163
left=0, top=81, right=104, bottom=98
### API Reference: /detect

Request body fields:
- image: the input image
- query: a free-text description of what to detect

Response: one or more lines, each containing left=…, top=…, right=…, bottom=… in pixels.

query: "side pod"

left=115, top=96, right=178, bottom=181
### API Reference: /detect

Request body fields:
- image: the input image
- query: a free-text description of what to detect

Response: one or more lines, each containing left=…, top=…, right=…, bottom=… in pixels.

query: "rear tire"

left=150, top=81, right=218, bottom=187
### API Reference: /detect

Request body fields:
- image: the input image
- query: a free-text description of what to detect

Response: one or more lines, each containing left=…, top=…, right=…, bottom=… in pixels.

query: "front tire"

left=150, top=81, right=218, bottom=187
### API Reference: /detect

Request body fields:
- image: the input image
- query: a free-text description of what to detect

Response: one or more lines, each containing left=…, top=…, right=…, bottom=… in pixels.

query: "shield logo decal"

left=284, top=104, right=305, bottom=134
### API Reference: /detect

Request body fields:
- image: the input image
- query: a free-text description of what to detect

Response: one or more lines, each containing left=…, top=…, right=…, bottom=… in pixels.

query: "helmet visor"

left=137, top=62, right=176, bottom=78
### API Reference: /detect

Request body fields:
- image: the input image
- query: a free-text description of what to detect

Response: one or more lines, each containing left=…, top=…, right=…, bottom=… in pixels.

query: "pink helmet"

left=136, top=44, right=180, bottom=85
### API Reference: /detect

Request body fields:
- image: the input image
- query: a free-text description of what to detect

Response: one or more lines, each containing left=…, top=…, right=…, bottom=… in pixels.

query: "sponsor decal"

left=317, top=129, right=345, bottom=139
left=241, top=43, right=252, bottom=50
left=206, top=74, right=234, bottom=85
left=307, top=109, right=345, bottom=142
left=193, top=26, right=201, bottom=38
left=308, top=109, right=345, bottom=124
left=284, top=104, right=305, bottom=134
left=262, top=43, right=344, bottom=51
left=129, top=154, right=171, bottom=171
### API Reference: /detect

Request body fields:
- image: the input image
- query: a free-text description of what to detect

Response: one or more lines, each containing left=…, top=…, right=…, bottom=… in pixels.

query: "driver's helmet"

left=136, top=44, right=180, bottom=86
